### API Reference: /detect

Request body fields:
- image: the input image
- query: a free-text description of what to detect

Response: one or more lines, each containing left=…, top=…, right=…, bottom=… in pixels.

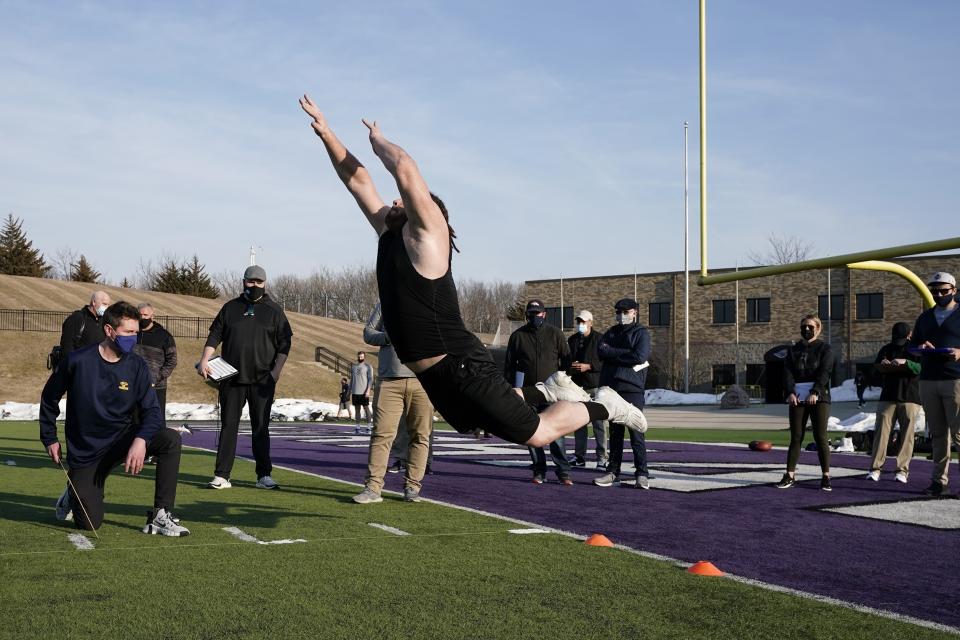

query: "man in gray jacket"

left=353, top=304, right=435, bottom=503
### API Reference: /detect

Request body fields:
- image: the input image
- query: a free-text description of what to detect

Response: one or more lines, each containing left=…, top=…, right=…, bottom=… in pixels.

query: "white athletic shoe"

left=536, top=371, right=592, bottom=403
left=895, top=472, right=908, bottom=484
left=352, top=488, right=383, bottom=504
left=866, top=470, right=880, bottom=482
left=142, top=508, right=190, bottom=537
left=593, top=387, right=648, bottom=433
left=55, top=485, right=73, bottom=522
left=208, top=476, right=232, bottom=490
left=256, top=475, right=279, bottom=490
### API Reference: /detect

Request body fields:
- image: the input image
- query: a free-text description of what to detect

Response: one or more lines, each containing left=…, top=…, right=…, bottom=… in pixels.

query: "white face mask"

left=96, top=305, right=107, bottom=316
left=576, top=323, right=587, bottom=334
left=616, top=312, right=635, bottom=325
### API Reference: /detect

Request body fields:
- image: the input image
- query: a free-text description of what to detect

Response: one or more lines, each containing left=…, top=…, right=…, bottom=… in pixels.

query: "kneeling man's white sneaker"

left=142, top=508, right=190, bottom=537
left=594, top=387, right=648, bottom=433
left=208, top=476, right=232, bottom=489
left=537, top=371, right=591, bottom=403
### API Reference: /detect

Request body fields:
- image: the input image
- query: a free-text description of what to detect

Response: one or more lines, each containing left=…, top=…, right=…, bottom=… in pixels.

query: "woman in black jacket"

left=777, top=314, right=836, bottom=491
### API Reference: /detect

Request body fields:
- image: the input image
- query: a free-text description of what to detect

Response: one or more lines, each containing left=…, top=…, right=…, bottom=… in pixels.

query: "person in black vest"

left=777, top=314, right=836, bottom=491
left=594, top=299, right=652, bottom=489
left=133, top=302, right=178, bottom=421
left=198, top=265, right=293, bottom=491
left=505, top=299, right=573, bottom=485
left=908, top=271, right=960, bottom=497
left=567, top=310, right=607, bottom=468
left=59, top=290, right=111, bottom=356
left=867, top=321, right=921, bottom=483
left=299, top=95, right=646, bottom=451
left=40, top=301, right=188, bottom=536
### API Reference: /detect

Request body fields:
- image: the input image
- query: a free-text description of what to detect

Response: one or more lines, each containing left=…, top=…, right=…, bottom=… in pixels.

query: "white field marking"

left=367, top=523, right=411, bottom=536
left=182, top=444, right=960, bottom=636
left=508, top=528, right=550, bottom=535
left=222, top=526, right=306, bottom=545
left=825, top=500, right=960, bottom=530
left=67, top=533, right=94, bottom=550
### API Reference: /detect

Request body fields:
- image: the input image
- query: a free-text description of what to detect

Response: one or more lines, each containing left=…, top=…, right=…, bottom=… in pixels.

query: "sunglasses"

left=929, top=287, right=955, bottom=297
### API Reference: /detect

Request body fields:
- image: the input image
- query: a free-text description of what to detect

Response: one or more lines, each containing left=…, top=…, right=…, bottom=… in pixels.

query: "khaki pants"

left=869, top=401, right=920, bottom=476
left=365, top=377, right=434, bottom=493
left=920, top=379, right=960, bottom=486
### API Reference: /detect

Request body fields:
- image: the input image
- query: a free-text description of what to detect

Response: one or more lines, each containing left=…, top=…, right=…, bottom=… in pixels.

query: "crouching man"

left=39, top=301, right=189, bottom=536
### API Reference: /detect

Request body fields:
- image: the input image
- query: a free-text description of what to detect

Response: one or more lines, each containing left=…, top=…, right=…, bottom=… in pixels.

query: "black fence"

left=315, top=345, right=354, bottom=374
left=0, top=308, right=216, bottom=339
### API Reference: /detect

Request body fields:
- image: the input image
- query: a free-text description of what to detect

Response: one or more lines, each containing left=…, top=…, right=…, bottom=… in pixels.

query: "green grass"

left=0, top=421, right=952, bottom=640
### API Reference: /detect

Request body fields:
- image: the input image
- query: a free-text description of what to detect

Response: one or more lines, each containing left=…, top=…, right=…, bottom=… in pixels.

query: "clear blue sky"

left=2, top=1, right=957, bottom=285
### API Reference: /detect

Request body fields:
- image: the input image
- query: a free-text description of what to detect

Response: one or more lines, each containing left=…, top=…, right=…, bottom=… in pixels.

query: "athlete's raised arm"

left=362, top=118, right=447, bottom=239
left=300, top=94, right=388, bottom=234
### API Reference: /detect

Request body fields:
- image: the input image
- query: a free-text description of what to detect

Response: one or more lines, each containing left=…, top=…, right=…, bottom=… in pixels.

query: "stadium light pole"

left=684, top=121, right=690, bottom=394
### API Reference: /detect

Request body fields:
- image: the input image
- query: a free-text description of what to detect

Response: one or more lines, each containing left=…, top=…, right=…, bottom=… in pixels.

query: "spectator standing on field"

left=337, top=376, right=351, bottom=419
left=855, top=370, right=869, bottom=409
left=60, top=290, right=111, bottom=356
left=133, top=302, right=178, bottom=422
left=505, top=299, right=573, bottom=485
left=199, top=265, right=293, bottom=491
left=350, top=351, right=374, bottom=434
left=908, top=272, right=960, bottom=497
left=867, top=321, right=921, bottom=483
left=566, top=310, right=607, bottom=468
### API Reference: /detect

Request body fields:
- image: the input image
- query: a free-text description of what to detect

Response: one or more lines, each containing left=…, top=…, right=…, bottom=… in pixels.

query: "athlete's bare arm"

left=299, top=95, right=389, bottom=234
left=362, top=119, right=450, bottom=278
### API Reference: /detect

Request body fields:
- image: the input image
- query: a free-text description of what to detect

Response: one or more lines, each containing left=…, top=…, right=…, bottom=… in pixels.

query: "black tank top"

left=376, top=228, right=478, bottom=362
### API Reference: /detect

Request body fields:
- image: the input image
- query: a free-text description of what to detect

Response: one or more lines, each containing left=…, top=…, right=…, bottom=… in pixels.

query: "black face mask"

left=244, top=285, right=265, bottom=302
left=528, top=316, right=545, bottom=329
left=800, top=326, right=815, bottom=340
left=139, top=318, right=152, bottom=330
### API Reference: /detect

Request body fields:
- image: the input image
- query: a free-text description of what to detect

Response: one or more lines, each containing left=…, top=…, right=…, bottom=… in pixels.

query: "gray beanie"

left=243, top=265, right=267, bottom=281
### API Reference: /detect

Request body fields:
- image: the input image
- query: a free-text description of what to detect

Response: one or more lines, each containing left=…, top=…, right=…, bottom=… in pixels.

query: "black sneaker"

left=387, top=460, right=404, bottom=474
left=924, top=481, right=946, bottom=497
left=821, top=476, right=832, bottom=492
left=775, top=474, right=795, bottom=489
left=571, top=456, right=586, bottom=468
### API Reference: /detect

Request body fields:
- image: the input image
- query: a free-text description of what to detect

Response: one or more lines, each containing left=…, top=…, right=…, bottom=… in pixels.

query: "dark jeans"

left=786, top=402, right=831, bottom=473
left=155, top=387, right=167, bottom=427
left=69, top=428, right=182, bottom=531
left=529, top=438, right=571, bottom=479
left=607, top=391, right=648, bottom=478
left=216, top=378, right=275, bottom=479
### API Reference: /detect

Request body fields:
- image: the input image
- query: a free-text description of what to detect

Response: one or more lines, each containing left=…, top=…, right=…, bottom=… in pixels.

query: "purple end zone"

left=186, top=425, right=959, bottom=629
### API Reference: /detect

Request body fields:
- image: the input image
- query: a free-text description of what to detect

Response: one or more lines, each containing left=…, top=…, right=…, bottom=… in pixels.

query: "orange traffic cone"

left=584, top=533, right=614, bottom=547
left=687, top=561, right=724, bottom=576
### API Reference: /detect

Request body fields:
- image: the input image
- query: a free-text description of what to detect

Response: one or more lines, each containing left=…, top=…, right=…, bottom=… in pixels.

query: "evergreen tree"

left=150, top=259, right=184, bottom=294
left=70, top=255, right=101, bottom=283
left=121, top=277, right=132, bottom=288
left=149, top=255, right=219, bottom=299
left=0, top=213, right=50, bottom=277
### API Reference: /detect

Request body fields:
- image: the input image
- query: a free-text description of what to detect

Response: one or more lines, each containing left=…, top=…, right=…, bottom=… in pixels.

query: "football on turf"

left=748, top=440, right=773, bottom=452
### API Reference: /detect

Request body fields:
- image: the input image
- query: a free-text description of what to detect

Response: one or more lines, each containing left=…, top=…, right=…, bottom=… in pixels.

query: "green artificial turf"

left=0, top=421, right=952, bottom=640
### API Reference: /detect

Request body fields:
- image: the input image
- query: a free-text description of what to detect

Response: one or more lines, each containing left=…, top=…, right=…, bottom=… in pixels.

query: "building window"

left=712, top=364, right=736, bottom=387
left=855, top=293, right=884, bottom=320
left=649, top=302, right=671, bottom=327
left=712, top=299, right=736, bottom=324
left=818, top=294, right=845, bottom=321
left=746, top=297, right=771, bottom=323
left=745, top=363, right=766, bottom=387
left=545, top=306, right=574, bottom=329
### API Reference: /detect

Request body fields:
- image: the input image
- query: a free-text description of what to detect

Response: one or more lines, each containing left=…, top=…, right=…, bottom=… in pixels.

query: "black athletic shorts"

left=351, top=394, right=369, bottom=407
left=416, top=341, right=540, bottom=445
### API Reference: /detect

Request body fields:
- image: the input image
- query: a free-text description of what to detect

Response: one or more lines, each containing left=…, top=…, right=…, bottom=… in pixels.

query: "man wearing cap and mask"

left=866, top=321, right=921, bottom=483
left=199, top=265, right=293, bottom=491
left=505, top=300, right=574, bottom=485
left=567, top=310, right=607, bottom=468
left=594, top=298, right=652, bottom=489
left=908, top=272, right=960, bottom=497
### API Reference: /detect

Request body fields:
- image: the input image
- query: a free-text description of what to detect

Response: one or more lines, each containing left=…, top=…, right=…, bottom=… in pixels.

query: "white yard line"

left=367, top=523, right=410, bottom=536
left=221, top=526, right=306, bottom=545
left=67, top=533, right=94, bottom=550
left=507, top=528, right=550, bottom=535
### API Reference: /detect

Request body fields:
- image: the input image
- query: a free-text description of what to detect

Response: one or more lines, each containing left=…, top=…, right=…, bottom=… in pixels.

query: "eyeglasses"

left=929, top=287, right=955, bottom=297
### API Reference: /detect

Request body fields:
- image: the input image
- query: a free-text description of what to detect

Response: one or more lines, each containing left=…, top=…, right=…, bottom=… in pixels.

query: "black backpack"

left=47, top=314, right=86, bottom=370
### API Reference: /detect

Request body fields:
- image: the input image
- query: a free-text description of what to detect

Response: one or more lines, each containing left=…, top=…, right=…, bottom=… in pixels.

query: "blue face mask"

left=113, top=334, right=137, bottom=354
left=576, top=323, right=588, bottom=334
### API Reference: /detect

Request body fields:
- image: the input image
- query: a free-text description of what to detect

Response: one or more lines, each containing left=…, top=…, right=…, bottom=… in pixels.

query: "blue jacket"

left=39, top=343, right=162, bottom=467
left=598, top=322, right=651, bottom=396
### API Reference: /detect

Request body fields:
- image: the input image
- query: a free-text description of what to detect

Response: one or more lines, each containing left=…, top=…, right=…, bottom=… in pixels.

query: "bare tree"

left=50, top=247, right=79, bottom=280
left=746, top=233, right=815, bottom=266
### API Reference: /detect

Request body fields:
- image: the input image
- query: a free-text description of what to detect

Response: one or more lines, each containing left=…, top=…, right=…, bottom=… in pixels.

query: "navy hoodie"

left=39, top=343, right=162, bottom=467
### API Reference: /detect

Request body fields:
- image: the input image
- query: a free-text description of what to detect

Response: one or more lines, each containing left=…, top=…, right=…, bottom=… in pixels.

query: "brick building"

left=523, top=254, right=960, bottom=394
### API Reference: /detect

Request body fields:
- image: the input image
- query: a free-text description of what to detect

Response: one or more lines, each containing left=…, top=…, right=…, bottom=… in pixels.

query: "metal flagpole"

left=684, top=121, right=690, bottom=393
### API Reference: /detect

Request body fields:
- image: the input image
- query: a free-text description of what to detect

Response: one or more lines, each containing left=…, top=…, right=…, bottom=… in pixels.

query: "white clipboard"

left=196, top=356, right=238, bottom=382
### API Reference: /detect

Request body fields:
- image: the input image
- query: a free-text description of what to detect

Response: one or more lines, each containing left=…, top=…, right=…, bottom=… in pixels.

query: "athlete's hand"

left=125, top=438, right=147, bottom=475
left=47, top=442, right=61, bottom=465
left=299, top=94, right=329, bottom=136
left=362, top=118, right=382, bottom=140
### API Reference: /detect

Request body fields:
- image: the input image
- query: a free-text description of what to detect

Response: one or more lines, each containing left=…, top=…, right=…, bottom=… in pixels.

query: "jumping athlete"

left=299, top=95, right=646, bottom=447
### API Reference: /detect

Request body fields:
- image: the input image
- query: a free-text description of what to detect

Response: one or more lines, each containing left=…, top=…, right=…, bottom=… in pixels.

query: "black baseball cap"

left=525, top=299, right=546, bottom=314
left=614, top=297, right=640, bottom=311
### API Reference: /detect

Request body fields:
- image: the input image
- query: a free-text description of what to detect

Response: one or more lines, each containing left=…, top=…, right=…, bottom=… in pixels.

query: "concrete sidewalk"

left=646, top=400, right=871, bottom=430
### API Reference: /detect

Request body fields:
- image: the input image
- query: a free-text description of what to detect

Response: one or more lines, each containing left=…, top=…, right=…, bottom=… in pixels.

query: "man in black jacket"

left=133, top=302, right=178, bottom=420
left=867, top=321, right=921, bottom=483
left=59, top=290, right=111, bottom=355
left=908, top=271, right=960, bottom=497
left=594, top=298, right=652, bottom=489
left=567, top=310, right=607, bottom=468
left=199, top=265, right=293, bottom=491
left=505, top=300, right=573, bottom=484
